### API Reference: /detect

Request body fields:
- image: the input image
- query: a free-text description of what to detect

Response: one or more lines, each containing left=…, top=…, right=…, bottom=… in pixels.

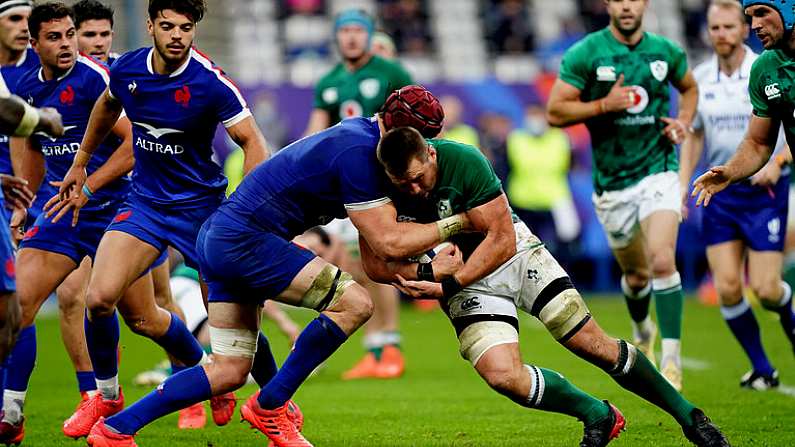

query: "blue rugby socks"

left=106, top=366, right=212, bottom=435
left=258, top=314, right=347, bottom=409
left=722, top=299, right=775, bottom=376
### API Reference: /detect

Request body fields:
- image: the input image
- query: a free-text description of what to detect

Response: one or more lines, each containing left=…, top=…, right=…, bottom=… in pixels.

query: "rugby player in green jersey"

left=304, top=10, right=415, bottom=380
left=361, top=125, right=729, bottom=447
left=692, top=0, right=795, bottom=357
left=546, top=0, right=699, bottom=391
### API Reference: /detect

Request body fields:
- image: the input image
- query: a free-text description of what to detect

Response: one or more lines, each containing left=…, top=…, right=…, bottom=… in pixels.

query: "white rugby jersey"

left=693, top=45, right=786, bottom=168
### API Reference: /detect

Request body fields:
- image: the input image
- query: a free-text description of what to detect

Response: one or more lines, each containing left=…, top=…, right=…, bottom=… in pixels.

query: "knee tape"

left=458, top=321, right=518, bottom=366
left=538, top=289, right=590, bottom=341
left=300, top=264, right=355, bottom=312
left=209, top=326, right=258, bottom=358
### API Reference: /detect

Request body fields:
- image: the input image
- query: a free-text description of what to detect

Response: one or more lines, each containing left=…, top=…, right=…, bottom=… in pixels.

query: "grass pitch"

left=19, top=296, right=795, bottom=446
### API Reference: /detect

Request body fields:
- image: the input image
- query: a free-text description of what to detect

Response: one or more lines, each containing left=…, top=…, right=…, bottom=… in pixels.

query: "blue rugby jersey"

left=0, top=48, right=39, bottom=175
left=107, top=47, right=250, bottom=206
left=219, top=117, right=391, bottom=239
left=16, top=53, right=130, bottom=208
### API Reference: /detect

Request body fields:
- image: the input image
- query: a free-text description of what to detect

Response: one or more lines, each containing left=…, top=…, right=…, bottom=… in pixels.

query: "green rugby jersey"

left=749, top=49, right=795, bottom=149
left=314, top=55, right=413, bottom=125
left=391, top=139, right=504, bottom=258
left=559, top=28, right=688, bottom=193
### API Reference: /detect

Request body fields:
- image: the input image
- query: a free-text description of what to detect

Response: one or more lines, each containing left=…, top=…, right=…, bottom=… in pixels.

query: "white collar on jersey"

left=712, top=44, right=755, bottom=82
left=37, top=61, right=75, bottom=83
left=146, top=47, right=191, bottom=77
left=14, top=47, right=28, bottom=67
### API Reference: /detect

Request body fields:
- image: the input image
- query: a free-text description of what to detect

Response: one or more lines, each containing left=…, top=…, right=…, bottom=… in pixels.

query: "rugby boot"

left=740, top=369, right=779, bottom=391
left=375, top=345, right=405, bottom=379
left=682, top=408, right=731, bottom=446
left=209, top=391, right=236, bottom=426
left=579, top=401, right=625, bottom=447
left=0, top=412, right=24, bottom=446
left=241, top=393, right=313, bottom=447
left=63, top=387, right=124, bottom=438
left=341, top=352, right=379, bottom=380
left=86, top=417, right=137, bottom=447
left=177, top=402, right=206, bottom=429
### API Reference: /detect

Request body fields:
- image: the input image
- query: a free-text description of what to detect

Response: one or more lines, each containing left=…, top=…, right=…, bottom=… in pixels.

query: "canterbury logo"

left=133, top=122, right=184, bottom=139
left=36, top=125, right=76, bottom=142
left=765, top=83, right=781, bottom=99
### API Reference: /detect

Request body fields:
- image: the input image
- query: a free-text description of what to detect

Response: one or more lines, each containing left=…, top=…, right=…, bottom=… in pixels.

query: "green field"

left=16, top=296, right=795, bottom=446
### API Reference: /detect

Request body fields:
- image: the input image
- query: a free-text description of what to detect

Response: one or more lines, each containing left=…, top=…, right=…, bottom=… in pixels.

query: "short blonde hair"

left=708, top=0, right=746, bottom=24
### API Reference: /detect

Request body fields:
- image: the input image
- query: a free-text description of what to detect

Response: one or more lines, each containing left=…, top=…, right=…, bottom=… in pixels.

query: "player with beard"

left=693, top=0, right=795, bottom=366
left=51, top=0, right=269, bottom=438
left=681, top=0, right=793, bottom=391
left=547, top=0, right=698, bottom=391
left=306, top=8, right=415, bottom=381
left=69, top=0, right=198, bottom=428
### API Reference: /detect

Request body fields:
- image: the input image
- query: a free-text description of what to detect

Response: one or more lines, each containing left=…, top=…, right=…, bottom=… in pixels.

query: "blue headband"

left=334, top=9, right=374, bottom=36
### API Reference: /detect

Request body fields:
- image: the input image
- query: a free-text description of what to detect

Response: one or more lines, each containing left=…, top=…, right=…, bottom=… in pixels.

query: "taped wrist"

left=417, top=262, right=435, bottom=281
left=436, top=215, right=464, bottom=241
left=13, top=103, right=39, bottom=137
left=441, top=276, right=463, bottom=299
left=74, top=149, right=93, bottom=166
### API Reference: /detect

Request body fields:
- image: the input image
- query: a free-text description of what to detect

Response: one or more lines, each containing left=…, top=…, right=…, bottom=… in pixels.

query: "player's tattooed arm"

left=546, top=76, right=635, bottom=127
left=692, top=114, right=779, bottom=206
left=348, top=201, right=470, bottom=261
left=225, top=116, right=269, bottom=175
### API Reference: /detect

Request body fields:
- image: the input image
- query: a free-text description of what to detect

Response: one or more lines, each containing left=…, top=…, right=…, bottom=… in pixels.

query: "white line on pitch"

left=775, top=384, right=795, bottom=398
left=680, top=357, right=712, bottom=371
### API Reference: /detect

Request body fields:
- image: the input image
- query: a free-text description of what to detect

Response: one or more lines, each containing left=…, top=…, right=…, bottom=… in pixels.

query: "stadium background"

left=98, top=0, right=751, bottom=293
left=13, top=2, right=795, bottom=446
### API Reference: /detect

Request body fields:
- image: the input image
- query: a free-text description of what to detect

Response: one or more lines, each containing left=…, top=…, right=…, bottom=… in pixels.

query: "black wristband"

left=417, top=262, right=435, bottom=281
left=441, top=276, right=463, bottom=299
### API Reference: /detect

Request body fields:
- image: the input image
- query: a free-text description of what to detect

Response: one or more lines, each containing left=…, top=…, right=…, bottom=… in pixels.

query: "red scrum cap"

left=381, top=85, right=444, bottom=138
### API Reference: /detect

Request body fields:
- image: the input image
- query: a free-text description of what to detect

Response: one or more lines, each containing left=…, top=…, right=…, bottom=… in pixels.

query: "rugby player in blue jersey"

left=83, top=88, right=464, bottom=447
left=51, top=0, right=268, bottom=438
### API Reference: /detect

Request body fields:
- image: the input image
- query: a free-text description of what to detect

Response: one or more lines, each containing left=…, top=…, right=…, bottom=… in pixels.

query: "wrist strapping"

left=13, top=103, right=39, bottom=137
left=441, top=276, right=463, bottom=299
left=436, top=215, right=464, bottom=241
left=74, top=149, right=92, bottom=166
left=417, top=262, right=435, bottom=282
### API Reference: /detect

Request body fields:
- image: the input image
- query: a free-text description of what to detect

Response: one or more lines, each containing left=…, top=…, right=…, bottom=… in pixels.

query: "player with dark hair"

left=73, top=0, right=114, bottom=63
left=693, top=0, right=795, bottom=360
left=546, top=0, right=699, bottom=391
left=68, top=0, right=199, bottom=429
left=371, top=120, right=728, bottom=446
left=305, top=8, right=416, bottom=380
left=83, top=86, right=459, bottom=447
left=48, top=0, right=268, bottom=438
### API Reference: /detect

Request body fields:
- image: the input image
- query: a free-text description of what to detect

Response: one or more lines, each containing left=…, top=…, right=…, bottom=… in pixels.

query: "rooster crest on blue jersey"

left=15, top=54, right=130, bottom=208
left=107, top=46, right=250, bottom=206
